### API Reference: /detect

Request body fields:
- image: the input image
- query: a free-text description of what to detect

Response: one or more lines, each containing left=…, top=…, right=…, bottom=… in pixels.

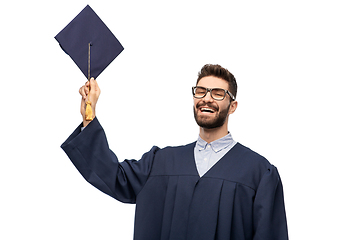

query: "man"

left=61, top=64, right=288, bottom=240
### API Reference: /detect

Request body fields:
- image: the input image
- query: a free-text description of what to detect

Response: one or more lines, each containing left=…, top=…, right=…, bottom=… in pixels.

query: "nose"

left=203, top=90, right=213, bottom=102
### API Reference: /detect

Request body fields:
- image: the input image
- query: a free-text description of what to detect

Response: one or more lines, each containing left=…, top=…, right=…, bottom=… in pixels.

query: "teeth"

left=200, top=107, right=214, bottom=113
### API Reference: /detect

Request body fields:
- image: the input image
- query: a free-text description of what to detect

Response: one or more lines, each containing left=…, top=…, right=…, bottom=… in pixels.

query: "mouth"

left=195, top=102, right=219, bottom=115
left=200, top=107, right=215, bottom=113
left=197, top=103, right=219, bottom=115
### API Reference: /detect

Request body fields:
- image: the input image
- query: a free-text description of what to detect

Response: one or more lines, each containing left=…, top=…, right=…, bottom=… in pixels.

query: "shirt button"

left=204, top=158, right=208, bottom=161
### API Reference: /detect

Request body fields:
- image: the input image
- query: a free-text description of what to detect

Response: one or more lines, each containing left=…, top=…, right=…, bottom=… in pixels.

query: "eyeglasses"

left=192, top=86, right=235, bottom=101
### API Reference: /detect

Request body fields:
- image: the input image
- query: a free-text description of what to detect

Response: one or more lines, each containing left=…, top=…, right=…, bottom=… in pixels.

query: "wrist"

left=83, top=114, right=95, bottom=127
left=83, top=119, right=91, bottom=128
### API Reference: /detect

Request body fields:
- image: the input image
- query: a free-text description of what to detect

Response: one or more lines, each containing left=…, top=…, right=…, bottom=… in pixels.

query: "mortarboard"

left=55, top=5, right=124, bottom=121
left=55, top=5, right=124, bottom=80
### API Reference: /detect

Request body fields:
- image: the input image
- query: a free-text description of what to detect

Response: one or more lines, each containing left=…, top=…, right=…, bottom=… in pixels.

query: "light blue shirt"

left=194, top=133, right=237, bottom=177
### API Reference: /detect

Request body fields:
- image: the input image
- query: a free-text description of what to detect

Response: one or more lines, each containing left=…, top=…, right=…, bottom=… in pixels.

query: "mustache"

left=196, top=102, right=219, bottom=111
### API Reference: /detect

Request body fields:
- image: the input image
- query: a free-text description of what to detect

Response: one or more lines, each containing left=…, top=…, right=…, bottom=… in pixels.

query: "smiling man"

left=61, top=64, right=288, bottom=240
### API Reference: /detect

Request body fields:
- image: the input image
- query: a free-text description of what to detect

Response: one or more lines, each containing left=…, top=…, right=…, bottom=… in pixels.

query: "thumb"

left=88, top=77, right=96, bottom=91
left=89, top=77, right=100, bottom=99
left=88, top=78, right=96, bottom=99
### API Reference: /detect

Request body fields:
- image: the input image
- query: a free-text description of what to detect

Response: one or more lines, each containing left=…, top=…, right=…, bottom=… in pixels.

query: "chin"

left=193, top=104, right=230, bottom=129
left=197, top=119, right=226, bottom=129
left=194, top=111, right=225, bottom=129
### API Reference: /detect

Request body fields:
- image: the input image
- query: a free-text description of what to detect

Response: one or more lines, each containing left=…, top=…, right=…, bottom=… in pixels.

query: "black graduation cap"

left=55, top=5, right=124, bottom=79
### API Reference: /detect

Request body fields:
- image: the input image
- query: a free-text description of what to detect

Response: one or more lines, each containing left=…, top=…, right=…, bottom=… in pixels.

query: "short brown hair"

left=196, top=64, right=237, bottom=100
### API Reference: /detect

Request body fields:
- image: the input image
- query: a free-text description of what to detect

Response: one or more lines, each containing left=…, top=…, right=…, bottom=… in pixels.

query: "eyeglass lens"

left=194, top=87, right=226, bottom=100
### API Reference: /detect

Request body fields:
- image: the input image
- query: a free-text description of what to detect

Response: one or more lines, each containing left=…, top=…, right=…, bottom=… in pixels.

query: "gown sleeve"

left=253, top=165, right=289, bottom=240
left=60, top=117, right=159, bottom=203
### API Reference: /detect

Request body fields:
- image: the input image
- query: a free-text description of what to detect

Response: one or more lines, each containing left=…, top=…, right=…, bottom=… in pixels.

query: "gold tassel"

left=85, top=101, right=93, bottom=121
left=85, top=42, right=93, bottom=121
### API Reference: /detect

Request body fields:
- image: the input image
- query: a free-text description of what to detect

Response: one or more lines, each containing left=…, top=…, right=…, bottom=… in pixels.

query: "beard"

left=193, top=102, right=230, bottom=129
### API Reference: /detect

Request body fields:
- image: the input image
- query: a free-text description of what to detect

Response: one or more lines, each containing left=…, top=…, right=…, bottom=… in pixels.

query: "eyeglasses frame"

left=192, top=86, right=236, bottom=101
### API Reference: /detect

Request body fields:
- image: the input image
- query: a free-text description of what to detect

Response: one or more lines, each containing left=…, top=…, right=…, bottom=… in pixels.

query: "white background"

left=1, top=0, right=359, bottom=239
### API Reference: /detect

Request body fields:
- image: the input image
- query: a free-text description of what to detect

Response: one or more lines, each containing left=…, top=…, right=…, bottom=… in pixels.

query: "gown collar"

left=196, top=133, right=234, bottom=153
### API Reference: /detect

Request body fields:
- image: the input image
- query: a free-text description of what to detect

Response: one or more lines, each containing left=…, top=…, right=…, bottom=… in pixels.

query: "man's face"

left=193, top=76, right=236, bottom=129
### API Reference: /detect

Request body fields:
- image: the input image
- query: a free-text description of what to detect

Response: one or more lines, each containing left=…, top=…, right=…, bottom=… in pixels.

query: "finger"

left=80, top=96, right=85, bottom=115
left=90, top=78, right=100, bottom=98
left=85, top=85, right=89, bottom=95
left=89, top=78, right=96, bottom=91
left=79, top=86, right=87, bottom=99
left=79, top=86, right=83, bottom=96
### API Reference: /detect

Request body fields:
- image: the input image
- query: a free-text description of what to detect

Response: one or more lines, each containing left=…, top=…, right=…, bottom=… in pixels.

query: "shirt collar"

left=196, top=133, right=235, bottom=153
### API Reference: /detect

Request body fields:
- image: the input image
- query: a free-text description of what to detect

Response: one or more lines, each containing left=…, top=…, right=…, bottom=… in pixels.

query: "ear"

left=228, top=100, right=238, bottom=115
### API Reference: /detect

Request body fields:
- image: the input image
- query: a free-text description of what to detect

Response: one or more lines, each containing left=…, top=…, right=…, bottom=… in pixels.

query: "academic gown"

left=61, top=118, right=288, bottom=240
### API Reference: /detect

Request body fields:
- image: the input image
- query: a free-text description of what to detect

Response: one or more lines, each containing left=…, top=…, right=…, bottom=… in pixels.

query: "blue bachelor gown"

left=61, top=118, right=288, bottom=240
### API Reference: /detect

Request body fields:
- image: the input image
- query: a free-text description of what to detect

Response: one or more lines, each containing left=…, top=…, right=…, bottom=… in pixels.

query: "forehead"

left=197, top=76, right=229, bottom=90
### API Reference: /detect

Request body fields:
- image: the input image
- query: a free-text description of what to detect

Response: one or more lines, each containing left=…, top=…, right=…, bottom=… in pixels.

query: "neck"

left=199, top=123, right=229, bottom=143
